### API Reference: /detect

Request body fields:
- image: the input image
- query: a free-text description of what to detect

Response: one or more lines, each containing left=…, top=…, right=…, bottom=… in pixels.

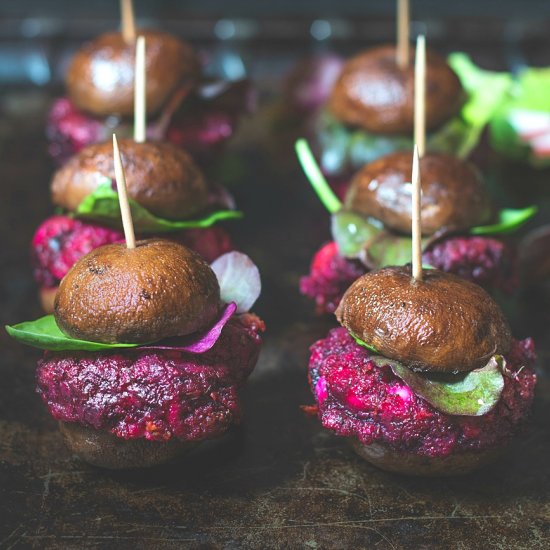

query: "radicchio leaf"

left=141, top=302, right=237, bottom=354
left=211, top=252, right=261, bottom=313
left=377, top=354, right=506, bottom=416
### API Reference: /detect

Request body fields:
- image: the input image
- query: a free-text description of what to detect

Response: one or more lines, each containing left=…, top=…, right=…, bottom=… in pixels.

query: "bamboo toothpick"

left=411, top=144, right=422, bottom=281
left=414, top=34, right=426, bottom=158
left=396, top=0, right=410, bottom=69
left=134, top=36, right=146, bottom=143
left=112, top=134, right=136, bottom=249
left=121, top=0, right=136, bottom=44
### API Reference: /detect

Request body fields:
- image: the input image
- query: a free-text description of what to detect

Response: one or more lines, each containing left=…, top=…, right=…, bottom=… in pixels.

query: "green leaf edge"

left=470, top=206, right=537, bottom=235
left=5, top=316, right=141, bottom=351
left=75, top=181, right=243, bottom=233
left=295, top=138, right=342, bottom=214
left=349, top=331, right=378, bottom=354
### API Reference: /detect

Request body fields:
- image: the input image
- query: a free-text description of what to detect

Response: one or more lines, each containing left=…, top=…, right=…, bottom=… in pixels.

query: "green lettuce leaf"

left=365, top=232, right=431, bottom=269
left=5, top=316, right=140, bottom=351
left=316, top=110, right=481, bottom=177
left=377, top=354, right=506, bottom=416
left=488, top=67, right=550, bottom=165
left=75, top=181, right=242, bottom=233
left=331, top=210, right=381, bottom=257
left=448, top=53, right=512, bottom=129
left=331, top=206, right=536, bottom=267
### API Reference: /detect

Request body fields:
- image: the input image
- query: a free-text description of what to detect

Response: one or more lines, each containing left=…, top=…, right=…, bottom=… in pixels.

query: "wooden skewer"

left=414, top=34, right=426, bottom=158
left=112, top=134, right=136, bottom=249
left=134, top=36, right=146, bottom=143
left=121, top=0, right=136, bottom=44
left=396, top=0, right=410, bottom=69
left=411, top=144, right=422, bottom=281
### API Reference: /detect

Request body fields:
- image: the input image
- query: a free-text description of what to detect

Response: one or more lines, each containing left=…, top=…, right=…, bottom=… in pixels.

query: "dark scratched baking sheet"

left=1, top=26, right=550, bottom=550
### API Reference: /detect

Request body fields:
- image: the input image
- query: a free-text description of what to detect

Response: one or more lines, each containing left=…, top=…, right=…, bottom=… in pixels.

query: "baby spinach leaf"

left=75, top=182, right=242, bottom=233
left=5, top=315, right=139, bottom=351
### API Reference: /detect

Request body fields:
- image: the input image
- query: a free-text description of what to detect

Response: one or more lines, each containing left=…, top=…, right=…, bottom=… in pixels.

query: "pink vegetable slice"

left=142, top=302, right=237, bottom=354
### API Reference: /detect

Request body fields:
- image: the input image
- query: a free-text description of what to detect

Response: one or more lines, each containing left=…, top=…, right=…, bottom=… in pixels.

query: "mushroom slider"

left=308, top=265, right=536, bottom=476
left=32, top=138, right=238, bottom=314
left=329, top=45, right=463, bottom=136
left=47, top=28, right=252, bottom=166
left=54, top=239, right=220, bottom=344
left=66, top=30, right=199, bottom=118
left=8, top=240, right=264, bottom=469
left=51, top=139, right=209, bottom=220
left=297, top=141, right=535, bottom=314
left=344, top=151, right=492, bottom=235
left=311, top=42, right=486, bottom=179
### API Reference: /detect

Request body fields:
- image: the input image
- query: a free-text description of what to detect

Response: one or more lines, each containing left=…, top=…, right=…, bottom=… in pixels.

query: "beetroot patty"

left=32, top=216, right=123, bottom=288
left=32, top=215, right=233, bottom=289
left=47, top=97, right=242, bottom=166
left=301, top=236, right=518, bottom=314
left=309, top=328, right=536, bottom=458
left=37, top=314, right=264, bottom=441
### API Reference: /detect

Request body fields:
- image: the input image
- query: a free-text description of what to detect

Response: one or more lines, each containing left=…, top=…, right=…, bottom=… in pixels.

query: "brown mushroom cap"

left=335, top=265, right=512, bottom=373
left=59, top=422, right=195, bottom=469
left=54, top=239, right=220, bottom=344
left=51, top=139, right=209, bottom=220
left=328, top=44, right=464, bottom=135
left=345, top=151, right=494, bottom=235
left=350, top=439, right=503, bottom=477
left=66, top=30, right=200, bottom=117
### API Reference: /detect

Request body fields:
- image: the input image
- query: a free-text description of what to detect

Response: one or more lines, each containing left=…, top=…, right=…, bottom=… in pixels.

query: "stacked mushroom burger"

left=8, top=240, right=264, bottom=468
left=33, top=138, right=239, bottom=312
left=310, top=44, right=517, bottom=187
left=48, top=30, right=252, bottom=166
left=298, top=145, right=536, bottom=313
left=308, top=265, right=536, bottom=476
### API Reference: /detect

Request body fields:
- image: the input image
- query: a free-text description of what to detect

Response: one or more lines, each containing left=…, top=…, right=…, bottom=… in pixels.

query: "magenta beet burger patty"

left=307, top=265, right=537, bottom=476
left=38, top=313, right=263, bottom=442
left=296, top=142, right=536, bottom=314
left=32, top=138, right=240, bottom=313
left=47, top=29, right=252, bottom=167
left=8, top=240, right=264, bottom=469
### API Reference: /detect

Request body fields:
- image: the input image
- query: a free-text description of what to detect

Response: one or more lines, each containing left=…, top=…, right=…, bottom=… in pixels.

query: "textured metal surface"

left=1, top=80, right=550, bottom=549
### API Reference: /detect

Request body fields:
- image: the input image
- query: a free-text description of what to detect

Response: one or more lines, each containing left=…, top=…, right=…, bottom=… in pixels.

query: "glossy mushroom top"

left=336, top=265, right=512, bottom=373
left=66, top=30, right=200, bottom=117
left=345, top=151, right=494, bottom=235
left=51, top=138, right=209, bottom=220
left=328, top=44, right=464, bottom=135
left=54, top=239, right=220, bottom=344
